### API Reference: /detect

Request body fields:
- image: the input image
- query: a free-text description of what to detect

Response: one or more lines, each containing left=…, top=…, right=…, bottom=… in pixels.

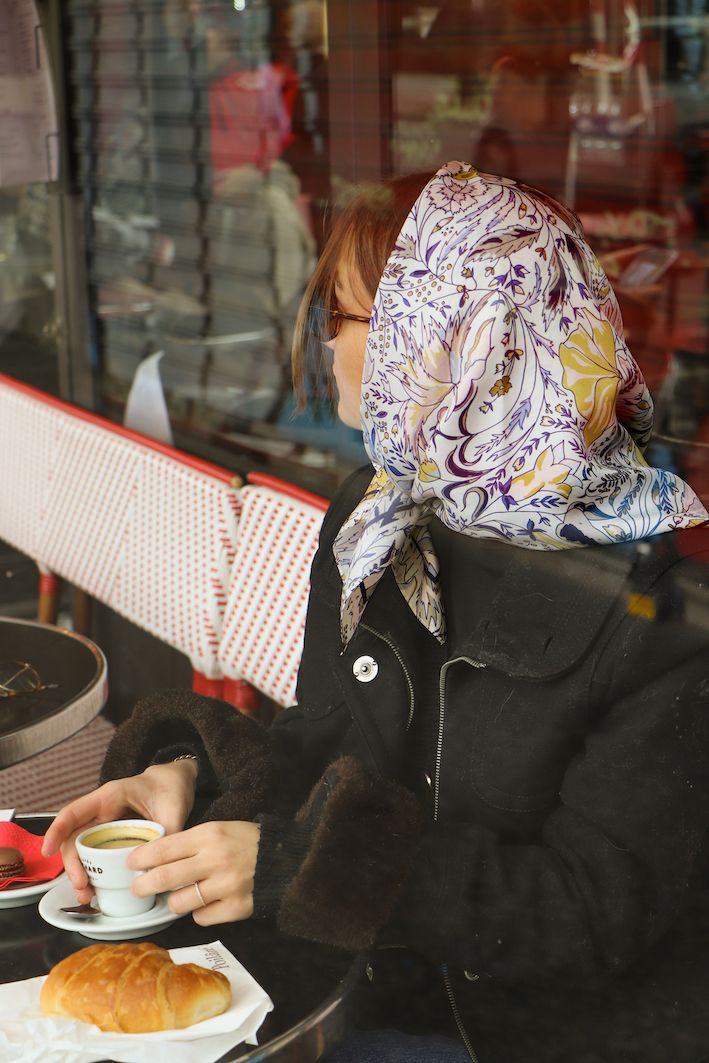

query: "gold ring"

left=194, top=881, right=206, bottom=908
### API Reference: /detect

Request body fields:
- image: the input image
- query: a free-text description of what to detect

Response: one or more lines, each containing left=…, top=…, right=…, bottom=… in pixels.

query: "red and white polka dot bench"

left=0, top=373, right=241, bottom=691
left=218, top=473, right=328, bottom=714
left=0, top=373, right=242, bottom=807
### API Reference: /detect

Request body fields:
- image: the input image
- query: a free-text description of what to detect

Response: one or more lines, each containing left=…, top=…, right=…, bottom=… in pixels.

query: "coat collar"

left=320, top=466, right=692, bottom=681
left=431, top=520, right=638, bottom=678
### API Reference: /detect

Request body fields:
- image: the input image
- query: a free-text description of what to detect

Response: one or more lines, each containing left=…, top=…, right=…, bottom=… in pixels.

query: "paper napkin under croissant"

left=0, top=940, right=273, bottom=1063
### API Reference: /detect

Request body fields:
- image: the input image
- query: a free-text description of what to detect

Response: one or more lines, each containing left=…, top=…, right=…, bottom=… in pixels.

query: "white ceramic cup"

left=75, top=818, right=165, bottom=918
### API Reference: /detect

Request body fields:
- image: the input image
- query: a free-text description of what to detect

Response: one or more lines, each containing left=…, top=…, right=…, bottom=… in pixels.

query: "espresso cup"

left=75, top=819, right=165, bottom=918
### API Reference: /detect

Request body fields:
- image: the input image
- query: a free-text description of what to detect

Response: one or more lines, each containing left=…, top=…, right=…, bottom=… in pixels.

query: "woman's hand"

left=42, top=760, right=199, bottom=903
left=128, top=820, right=261, bottom=925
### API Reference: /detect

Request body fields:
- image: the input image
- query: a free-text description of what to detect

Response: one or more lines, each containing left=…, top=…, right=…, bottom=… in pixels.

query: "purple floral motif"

left=426, top=169, right=481, bottom=216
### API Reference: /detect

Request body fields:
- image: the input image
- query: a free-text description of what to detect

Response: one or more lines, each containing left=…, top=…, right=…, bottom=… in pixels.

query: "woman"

left=44, top=163, right=709, bottom=1063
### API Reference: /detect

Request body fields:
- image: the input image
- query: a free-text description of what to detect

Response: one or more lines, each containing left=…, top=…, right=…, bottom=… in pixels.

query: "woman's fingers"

left=44, top=767, right=193, bottom=862
left=193, top=862, right=256, bottom=923
left=129, top=830, right=204, bottom=901
left=168, top=872, right=254, bottom=924
left=127, top=828, right=198, bottom=873
left=193, top=893, right=253, bottom=925
left=59, top=824, right=97, bottom=900
left=132, top=853, right=202, bottom=900
left=43, top=779, right=146, bottom=856
left=44, top=764, right=196, bottom=861
left=41, top=769, right=197, bottom=910
left=43, top=791, right=114, bottom=857
left=60, top=841, right=88, bottom=893
left=129, top=821, right=260, bottom=925
left=166, top=880, right=211, bottom=916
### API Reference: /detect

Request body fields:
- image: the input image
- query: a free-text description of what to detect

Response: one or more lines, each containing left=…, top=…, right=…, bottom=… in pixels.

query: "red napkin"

left=0, top=822, right=64, bottom=888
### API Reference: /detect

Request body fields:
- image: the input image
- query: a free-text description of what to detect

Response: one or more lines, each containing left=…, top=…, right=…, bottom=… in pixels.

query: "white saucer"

left=0, top=873, right=66, bottom=910
left=38, top=876, right=183, bottom=940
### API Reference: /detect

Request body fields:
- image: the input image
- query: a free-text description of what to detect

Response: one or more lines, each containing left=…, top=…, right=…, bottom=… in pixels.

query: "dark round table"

left=0, top=618, right=107, bottom=768
left=0, top=817, right=363, bottom=1062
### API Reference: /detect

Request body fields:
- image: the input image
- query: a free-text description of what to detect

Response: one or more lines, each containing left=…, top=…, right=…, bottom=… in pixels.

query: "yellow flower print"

left=363, top=466, right=391, bottom=502
left=633, top=442, right=647, bottom=466
left=489, top=375, right=512, bottom=397
left=418, top=459, right=441, bottom=483
left=508, top=447, right=571, bottom=500
left=558, top=317, right=621, bottom=449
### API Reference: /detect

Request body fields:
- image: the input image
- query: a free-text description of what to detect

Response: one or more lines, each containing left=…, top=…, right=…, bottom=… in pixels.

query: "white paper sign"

left=124, top=350, right=175, bottom=446
left=0, top=0, right=58, bottom=187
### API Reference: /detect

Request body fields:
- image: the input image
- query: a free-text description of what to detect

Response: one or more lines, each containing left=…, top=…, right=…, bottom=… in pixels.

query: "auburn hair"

left=291, top=171, right=432, bottom=410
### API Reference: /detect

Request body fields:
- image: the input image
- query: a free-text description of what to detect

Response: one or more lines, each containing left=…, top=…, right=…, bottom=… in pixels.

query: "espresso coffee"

left=82, top=826, right=159, bottom=850
left=88, top=836, right=152, bottom=850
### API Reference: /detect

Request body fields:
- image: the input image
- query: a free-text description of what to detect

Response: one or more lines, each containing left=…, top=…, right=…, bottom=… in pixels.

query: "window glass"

left=0, top=0, right=60, bottom=396
left=0, top=183, right=59, bottom=393
left=66, top=0, right=364, bottom=494
left=66, top=0, right=707, bottom=504
left=383, top=0, right=708, bottom=507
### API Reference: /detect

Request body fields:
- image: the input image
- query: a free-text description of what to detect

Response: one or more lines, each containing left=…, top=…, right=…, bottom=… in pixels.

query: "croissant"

left=40, top=942, right=232, bottom=1033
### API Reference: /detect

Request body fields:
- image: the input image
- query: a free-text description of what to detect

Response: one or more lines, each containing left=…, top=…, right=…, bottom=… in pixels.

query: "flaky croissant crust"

left=40, top=942, right=231, bottom=1033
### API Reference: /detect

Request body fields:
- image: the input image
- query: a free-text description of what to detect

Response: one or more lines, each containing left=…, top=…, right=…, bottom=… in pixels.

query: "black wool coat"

left=102, top=465, right=709, bottom=1063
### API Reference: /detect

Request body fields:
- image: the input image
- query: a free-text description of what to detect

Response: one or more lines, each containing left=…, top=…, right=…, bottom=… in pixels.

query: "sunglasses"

left=311, top=305, right=372, bottom=341
left=0, top=661, right=58, bottom=698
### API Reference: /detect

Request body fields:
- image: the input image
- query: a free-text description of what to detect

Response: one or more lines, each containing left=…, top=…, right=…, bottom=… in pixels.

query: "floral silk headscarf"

left=333, top=163, right=708, bottom=646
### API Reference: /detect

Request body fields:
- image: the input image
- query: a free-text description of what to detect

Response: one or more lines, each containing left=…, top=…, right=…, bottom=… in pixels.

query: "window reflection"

left=66, top=0, right=707, bottom=499
left=386, top=0, right=709, bottom=508
left=69, top=0, right=362, bottom=491
left=0, top=184, right=58, bottom=393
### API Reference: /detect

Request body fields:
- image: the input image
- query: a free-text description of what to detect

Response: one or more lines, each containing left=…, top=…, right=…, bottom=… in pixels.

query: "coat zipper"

left=436, top=657, right=485, bottom=1063
left=435, top=657, right=485, bottom=819
left=442, top=964, right=480, bottom=1063
left=360, top=622, right=416, bottom=730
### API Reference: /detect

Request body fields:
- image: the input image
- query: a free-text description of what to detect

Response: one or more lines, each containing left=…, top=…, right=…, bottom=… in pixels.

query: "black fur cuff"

left=100, top=689, right=274, bottom=822
left=273, top=756, right=424, bottom=951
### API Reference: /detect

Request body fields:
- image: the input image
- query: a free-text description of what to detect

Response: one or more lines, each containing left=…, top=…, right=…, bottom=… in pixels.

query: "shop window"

left=65, top=0, right=363, bottom=494
left=63, top=0, right=707, bottom=501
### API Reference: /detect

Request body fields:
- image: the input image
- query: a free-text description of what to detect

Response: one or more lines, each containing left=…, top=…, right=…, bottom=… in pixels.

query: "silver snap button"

left=463, top=970, right=479, bottom=982
left=424, top=773, right=432, bottom=788
left=352, top=655, right=378, bottom=682
left=366, top=963, right=374, bottom=982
